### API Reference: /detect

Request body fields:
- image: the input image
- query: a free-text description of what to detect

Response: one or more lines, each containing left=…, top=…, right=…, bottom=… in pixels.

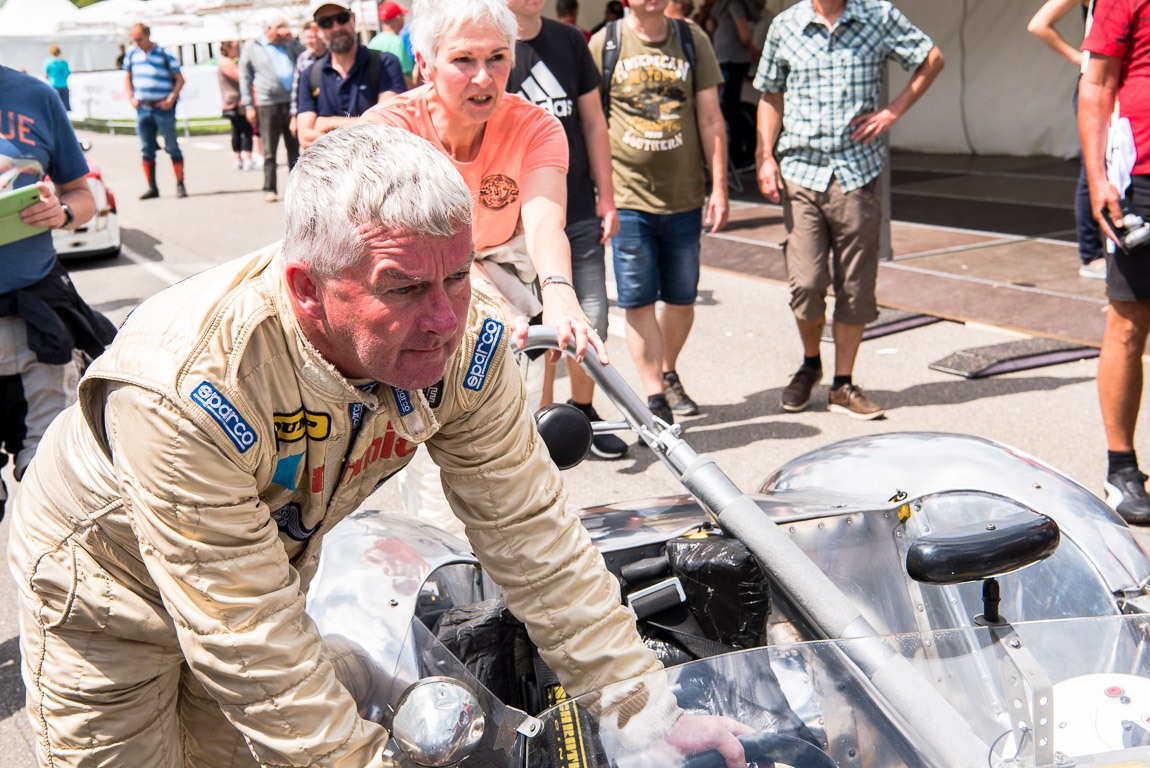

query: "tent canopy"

left=0, top=0, right=82, bottom=36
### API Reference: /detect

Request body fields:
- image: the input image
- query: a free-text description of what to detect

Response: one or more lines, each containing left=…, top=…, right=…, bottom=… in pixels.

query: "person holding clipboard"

left=0, top=65, right=116, bottom=510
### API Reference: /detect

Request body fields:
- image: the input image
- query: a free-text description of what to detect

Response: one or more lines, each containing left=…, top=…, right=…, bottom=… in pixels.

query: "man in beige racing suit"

left=9, top=126, right=747, bottom=768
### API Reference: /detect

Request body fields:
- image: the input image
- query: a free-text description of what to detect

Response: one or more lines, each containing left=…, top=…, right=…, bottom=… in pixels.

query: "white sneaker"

left=1079, top=259, right=1107, bottom=279
left=233, top=159, right=243, bottom=170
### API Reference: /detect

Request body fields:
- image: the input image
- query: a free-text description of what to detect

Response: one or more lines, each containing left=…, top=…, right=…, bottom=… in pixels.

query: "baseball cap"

left=378, top=1, right=409, bottom=23
left=308, top=0, right=352, bottom=18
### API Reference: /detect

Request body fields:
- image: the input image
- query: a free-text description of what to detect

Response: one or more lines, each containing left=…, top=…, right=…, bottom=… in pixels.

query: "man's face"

left=309, top=224, right=475, bottom=389
left=130, top=26, right=149, bottom=48
left=268, top=23, right=292, bottom=44
left=506, top=0, right=545, bottom=17
left=302, top=25, right=321, bottom=53
left=430, top=23, right=512, bottom=126
left=631, top=0, right=669, bottom=17
left=315, top=6, right=356, bottom=55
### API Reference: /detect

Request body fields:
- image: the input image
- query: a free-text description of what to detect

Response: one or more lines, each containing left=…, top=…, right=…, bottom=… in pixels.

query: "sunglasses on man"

left=316, top=11, right=351, bottom=29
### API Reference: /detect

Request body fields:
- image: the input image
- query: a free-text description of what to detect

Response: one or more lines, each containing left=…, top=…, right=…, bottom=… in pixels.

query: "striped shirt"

left=754, top=0, right=932, bottom=192
left=122, top=44, right=179, bottom=103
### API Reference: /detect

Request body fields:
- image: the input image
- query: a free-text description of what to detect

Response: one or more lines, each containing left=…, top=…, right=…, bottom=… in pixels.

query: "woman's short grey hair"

left=408, top=0, right=517, bottom=73
left=281, top=125, right=473, bottom=278
left=261, top=11, right=290, bottom=31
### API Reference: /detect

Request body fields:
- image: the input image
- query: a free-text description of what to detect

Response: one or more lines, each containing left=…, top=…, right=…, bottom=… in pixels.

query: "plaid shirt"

left=754, top=0, right=933, bottom=192
left=290, top=48, right=322, bottom=117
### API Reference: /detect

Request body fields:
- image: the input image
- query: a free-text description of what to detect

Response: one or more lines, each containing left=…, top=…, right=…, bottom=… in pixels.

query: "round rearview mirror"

left=391, top=677, right=485, bottom=767
left=534, top=403, right=593, bottom=470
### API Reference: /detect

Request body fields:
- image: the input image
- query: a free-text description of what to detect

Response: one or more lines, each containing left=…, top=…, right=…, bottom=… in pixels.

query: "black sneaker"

left=647, top=394, right=674, bottom=425
left=662, top=371, right=699, bottom=415
left=1105, top=467, right=1150, bottom=525
left=139, top=187, right=159, bottom=200
left=567, top=400, right=627, bottom=460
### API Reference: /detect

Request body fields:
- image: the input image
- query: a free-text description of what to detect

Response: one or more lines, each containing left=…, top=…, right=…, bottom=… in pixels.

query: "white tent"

left=0, top=0, right=123, bottom=73
left=561, top=0, right=1087, bottom=159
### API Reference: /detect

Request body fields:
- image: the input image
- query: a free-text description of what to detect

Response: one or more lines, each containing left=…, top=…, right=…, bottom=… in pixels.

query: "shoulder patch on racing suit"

left=190, top=380, right=258, bottom=453
left=465, top=318, right=504, bottom=391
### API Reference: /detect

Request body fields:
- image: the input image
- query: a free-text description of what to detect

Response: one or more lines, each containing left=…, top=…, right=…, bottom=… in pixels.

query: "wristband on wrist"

left=540, top=275, right=574, bottom=290
left=59, top=203, right=74, bottom=229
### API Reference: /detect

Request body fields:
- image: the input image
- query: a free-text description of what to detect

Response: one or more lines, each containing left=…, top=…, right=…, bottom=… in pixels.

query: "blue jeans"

left=611, top=209, right=702, bottom=309
left=567, top=216, right=609, bottom=339
left=136, top=104, right=183, bottom=163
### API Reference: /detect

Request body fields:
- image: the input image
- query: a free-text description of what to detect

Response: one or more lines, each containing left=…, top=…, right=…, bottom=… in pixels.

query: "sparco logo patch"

left=191, top=381, right=257, bottom=453
left=465, top=318, right=503, bottom=391
left=392, top=387, right=414, bottom=417
left=479, top=174, right=519, bottom=210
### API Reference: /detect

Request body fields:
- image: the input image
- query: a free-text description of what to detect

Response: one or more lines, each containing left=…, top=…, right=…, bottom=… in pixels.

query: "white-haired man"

left=10, top=126, right=748, bottom=768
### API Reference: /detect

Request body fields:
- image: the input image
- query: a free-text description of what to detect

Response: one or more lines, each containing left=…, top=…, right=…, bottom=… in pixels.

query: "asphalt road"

left=0, top=130, right=1145, bottom=765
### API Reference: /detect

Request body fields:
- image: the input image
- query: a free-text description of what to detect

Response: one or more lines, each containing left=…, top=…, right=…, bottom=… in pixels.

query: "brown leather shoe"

left=781, top=365, right=822, bottom=412
left=828, top=383, right=885, bottom=420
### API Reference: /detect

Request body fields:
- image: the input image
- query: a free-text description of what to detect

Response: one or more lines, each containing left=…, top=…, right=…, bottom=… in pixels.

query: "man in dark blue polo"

left=297, top=0, right=405, bottom=150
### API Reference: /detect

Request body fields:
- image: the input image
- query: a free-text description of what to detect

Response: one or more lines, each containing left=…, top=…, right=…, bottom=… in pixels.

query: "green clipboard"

left=0, top=185, right=49, bottom=248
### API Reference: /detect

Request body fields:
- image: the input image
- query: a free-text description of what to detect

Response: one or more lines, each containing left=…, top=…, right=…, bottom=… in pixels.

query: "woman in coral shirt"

left=362, top=0, right=604, bottom=366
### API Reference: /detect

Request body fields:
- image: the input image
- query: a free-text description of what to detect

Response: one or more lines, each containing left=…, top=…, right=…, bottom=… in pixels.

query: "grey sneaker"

left=1079, top=258, right=1107, bottom=279
left=662, top=371, right=699, bottom=415
left=781, top=365, right=822, bottom=412
left=828, top=383, right=885, bottom=420
left=1105, top=467, right=1150, bottom=525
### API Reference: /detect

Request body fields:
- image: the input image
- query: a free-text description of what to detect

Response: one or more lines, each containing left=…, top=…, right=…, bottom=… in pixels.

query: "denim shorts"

left=611, top=208, right=702, bottom=309
left=566, top=216, right=609, bottom=338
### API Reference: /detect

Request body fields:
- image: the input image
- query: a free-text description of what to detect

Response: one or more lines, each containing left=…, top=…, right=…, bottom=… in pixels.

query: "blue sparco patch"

left=270, top=502, right=318, bottom=542
left=465, top=318, right=503, bottom=391
left=191, top=381, right=257, bottom=453
left=392, top=387, right=414, bottom=417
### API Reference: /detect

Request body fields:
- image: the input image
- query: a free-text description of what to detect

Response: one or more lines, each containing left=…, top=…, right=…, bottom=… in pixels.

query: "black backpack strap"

left=600, top=19, right=622, bottom=112
left=367, top=49, right=383, bottom=98
left=308, top=58, right=322, bottom=98
left=671, top=18, right=696, bottom=92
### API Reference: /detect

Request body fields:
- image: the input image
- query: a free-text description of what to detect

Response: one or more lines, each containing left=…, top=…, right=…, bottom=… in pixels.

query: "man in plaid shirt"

left=754, top=0, right=942, bottom=420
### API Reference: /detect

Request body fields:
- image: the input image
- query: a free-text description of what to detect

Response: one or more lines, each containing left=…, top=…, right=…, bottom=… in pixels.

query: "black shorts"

left=1106, top=173, right=1150, bottom=302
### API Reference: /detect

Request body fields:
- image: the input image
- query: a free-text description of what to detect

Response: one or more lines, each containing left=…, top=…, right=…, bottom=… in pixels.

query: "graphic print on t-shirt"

left=479, top=174, right=519, bottom=210
left=513, top=60, right=574, bottom=119
left=611, top=53, right=691, bottom=152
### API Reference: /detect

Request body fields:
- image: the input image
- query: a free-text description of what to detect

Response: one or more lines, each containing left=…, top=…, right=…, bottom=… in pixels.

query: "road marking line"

left=119, top=245, right=186, bottom=285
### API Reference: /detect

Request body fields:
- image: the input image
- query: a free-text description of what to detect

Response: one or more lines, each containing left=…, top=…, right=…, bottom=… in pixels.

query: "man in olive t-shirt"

left=589, top=0, right=728, bottom=424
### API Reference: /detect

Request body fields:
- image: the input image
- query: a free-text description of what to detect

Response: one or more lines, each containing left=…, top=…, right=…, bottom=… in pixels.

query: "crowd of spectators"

left=10, top=0, right=1150, bottom=528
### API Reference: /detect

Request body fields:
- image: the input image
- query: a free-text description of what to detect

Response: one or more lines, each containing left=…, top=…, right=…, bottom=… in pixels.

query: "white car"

left=52, top=151, right=121, bottom=260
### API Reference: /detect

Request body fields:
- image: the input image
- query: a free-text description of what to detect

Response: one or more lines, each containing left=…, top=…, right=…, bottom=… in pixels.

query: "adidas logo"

left=515, top=61, right=574, bottom=118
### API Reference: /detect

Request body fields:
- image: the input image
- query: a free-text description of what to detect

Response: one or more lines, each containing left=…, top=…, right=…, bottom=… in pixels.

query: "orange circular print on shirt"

left=479, top=174, right=519, bottom=210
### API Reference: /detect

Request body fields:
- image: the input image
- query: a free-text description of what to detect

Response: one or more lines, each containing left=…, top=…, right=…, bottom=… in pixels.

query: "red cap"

left=378, top=1, right=409, bottom=22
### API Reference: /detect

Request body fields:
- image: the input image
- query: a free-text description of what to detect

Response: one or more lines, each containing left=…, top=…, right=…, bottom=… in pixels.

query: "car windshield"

left=522, top=614, right=1150, bottom=768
